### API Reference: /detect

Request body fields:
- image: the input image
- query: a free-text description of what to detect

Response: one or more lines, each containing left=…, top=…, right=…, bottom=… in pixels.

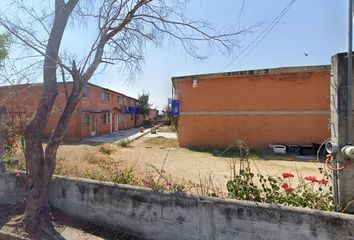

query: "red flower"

left=142, top=178, right=151, bottom=186
left=304, top=176, right=319, bottom=183
left=282, top=172, right=295, bottom=178
left=281, top=183, right=289, bottom=189
left=281, top=183, right=295, bottom=192
left=318, top=179, right=328, bottom=185
left=16, top=172, right=21, bottom=177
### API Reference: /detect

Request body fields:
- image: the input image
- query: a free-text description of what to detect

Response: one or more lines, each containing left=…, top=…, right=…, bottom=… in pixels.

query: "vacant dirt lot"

left=48, top=134, right=327, bottom=193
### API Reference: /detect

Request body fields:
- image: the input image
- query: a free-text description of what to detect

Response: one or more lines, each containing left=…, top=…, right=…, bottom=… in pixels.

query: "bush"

left=111, top=162, right=136, bottom=185
left=142, top=164, right=188, bottom=192
left=119, top=140, right=130, bottom=148
left=99, top=144, right=116, bottom=155
left=226, top=142, right=334, bottom=211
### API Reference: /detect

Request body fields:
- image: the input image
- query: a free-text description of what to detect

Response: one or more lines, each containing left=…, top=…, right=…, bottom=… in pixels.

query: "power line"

left=221, top=0, right=296, bottom=71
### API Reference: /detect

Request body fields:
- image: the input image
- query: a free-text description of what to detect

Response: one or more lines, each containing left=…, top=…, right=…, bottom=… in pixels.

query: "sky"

left=0, top=0, right=349, bottom=110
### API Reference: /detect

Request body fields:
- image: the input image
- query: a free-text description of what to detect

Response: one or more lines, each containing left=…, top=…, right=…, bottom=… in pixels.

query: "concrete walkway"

left=82, top=128, right=150, bottom=144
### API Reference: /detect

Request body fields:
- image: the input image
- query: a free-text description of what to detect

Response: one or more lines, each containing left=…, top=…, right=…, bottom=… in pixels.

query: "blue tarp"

left=171, top=100, right=179, bottom=116
left=124, top=106, right=139, bottom=114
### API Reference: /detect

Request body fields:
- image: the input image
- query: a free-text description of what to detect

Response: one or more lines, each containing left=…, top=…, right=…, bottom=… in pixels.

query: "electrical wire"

left=325, top=154, right=351, bottom=172
left=221, top=0, right=296, bottom=71
left=316, top=138, right=331, bottom=163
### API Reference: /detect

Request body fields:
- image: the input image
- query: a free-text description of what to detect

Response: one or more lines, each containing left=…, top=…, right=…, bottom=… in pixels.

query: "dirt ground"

left=52, top=134, right=328, bottom=193
left=0, top=205, right=142, bottom=240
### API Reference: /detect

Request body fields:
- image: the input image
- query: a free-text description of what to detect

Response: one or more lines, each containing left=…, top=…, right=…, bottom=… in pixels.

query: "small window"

left=101, top=113, right=110, bottom=124
left=83, top=86, right=89, bottom=97
left=101, top=92, right=111, bottom=102
left=82, top=114, right=90, bottom=126
left=118, top=96, right=124, bottom=105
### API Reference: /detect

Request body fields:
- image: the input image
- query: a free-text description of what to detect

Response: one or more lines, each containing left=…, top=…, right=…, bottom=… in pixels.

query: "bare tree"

left=0, top=0, right=249, bottom=238
left=0, top=106, right=7, bottom=173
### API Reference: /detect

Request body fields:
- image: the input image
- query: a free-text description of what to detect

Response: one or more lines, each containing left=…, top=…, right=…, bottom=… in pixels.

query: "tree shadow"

left=51, top=208, right=143, bottom=240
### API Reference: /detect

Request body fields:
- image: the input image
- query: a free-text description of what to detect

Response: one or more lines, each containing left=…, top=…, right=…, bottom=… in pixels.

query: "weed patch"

left=118, top=140, right=131, bottom=148
left=143, top=137, right=178, bottom=148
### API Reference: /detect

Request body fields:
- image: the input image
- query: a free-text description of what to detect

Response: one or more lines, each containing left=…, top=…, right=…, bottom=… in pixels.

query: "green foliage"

left=2, top=133, right=24, bottom=173
left=111, top=162, right=136, bottom=185
left=118, top=139, right=130, bottom=148
left=170, top=116, right=178, bottom=132
left=142, top=164, right=187, bottom=192
left=0, top=33, right=10, bottom=61
left=137, top=91, right=152, bottom=118
left=143, top=136, right=178, bottom=148
left=226, top=143, right=334, bottom=211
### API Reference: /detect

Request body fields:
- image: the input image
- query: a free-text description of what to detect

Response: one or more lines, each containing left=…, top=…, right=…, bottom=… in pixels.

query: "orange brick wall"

left=0, top=83, right=144, bottom=141
left=175, top=70, right=331, bottom=148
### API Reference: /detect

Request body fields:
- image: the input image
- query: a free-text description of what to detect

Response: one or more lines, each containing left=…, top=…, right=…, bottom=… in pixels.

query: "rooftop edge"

left=171, top=65, right=331, bottom=82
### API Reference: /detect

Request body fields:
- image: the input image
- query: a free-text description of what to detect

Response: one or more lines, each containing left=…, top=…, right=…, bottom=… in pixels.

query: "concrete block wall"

left=1, top=174, right=354, bottom=240
left=0, top=174, right=23, bottom=205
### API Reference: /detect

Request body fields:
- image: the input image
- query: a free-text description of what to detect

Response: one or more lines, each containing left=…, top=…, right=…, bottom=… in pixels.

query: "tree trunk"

left=0, top=106, right=7, bottom=173
left=22, top=81, right=83, bottom=234
left=21, top=0, right=79, bottom=235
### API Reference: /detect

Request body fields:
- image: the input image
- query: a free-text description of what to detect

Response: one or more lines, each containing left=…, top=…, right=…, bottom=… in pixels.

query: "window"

left=101, top=92, right=111, bottom=102
left=101, top=113, right=110, bottom=124
left=118, top=96, right=124, bottom=105
left=83, top=86, right=89, bottom=97
left=81, top=114, right=90, bottom=126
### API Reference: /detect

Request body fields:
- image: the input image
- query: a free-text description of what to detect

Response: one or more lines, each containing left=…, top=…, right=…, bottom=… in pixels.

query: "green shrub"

left=111, top=162, right=136, bottom=185
left=226, top=142, right=334, bottom=211
left=119, top=140, right=130, bottom=148
left=142, top=164, right=188, bottom=192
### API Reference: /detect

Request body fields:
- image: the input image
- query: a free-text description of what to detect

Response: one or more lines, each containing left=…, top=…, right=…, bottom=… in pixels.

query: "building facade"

left=172, top=65, right=331, bottom=148
left=0, top=82, right=144, bottom=141
left=147, top=108, right=159, bottom=120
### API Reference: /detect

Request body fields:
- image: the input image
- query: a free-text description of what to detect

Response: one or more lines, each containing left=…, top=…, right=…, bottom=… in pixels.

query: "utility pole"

left=328, top=0, right=354, bottom=213
left=347, top=0, right=353, bottom=145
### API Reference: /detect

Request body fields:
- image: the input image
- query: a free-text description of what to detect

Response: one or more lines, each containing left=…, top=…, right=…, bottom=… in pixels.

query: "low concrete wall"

left=0, top=174, right=23, bottom=205
left=1, top=174, right=354, bottom=240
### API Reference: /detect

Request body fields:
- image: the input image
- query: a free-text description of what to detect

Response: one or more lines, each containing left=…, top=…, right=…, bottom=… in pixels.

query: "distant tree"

left=0, top=32, right=10, bottom=172
left=0, top=33, right=10, bottom=63
left=0, top=0, right=250, bottom=237
left=137, top=91, right=152, bottom=120
left=162, top=104, right=172, bottom=120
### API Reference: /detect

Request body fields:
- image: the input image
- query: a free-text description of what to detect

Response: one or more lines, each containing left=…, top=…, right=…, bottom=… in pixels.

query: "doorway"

left=114, top=113, right=119, bottom=131
left=90, top=113, right=96, bottom=136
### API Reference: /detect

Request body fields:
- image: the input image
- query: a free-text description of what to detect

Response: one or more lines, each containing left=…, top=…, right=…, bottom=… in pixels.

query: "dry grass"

left=157, top=126, right=176, bottom=133
left=54, top=146, right=116, bottom=180
left=143, top=136, right=178, bottom=148
left=7, top=137, right=324, bottom=196
left=98, top=144, right=116, bottom=155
